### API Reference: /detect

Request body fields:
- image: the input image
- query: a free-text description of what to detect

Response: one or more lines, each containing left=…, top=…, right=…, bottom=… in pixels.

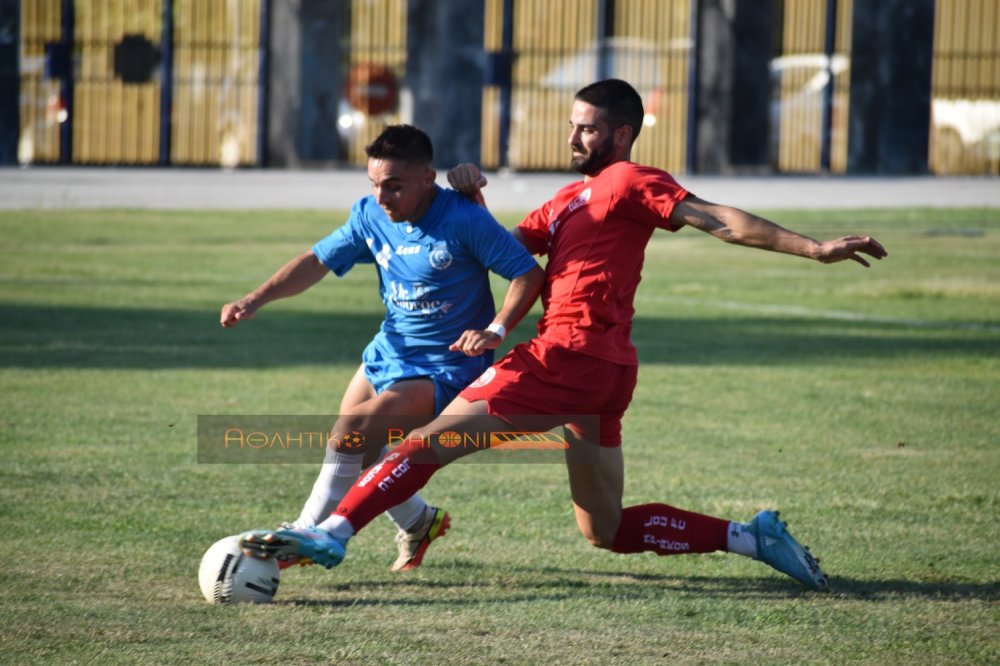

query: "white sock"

left=292, top=451, right=364, bottom=528
left=385, top=494, right=429, bottom=533
left=727, top=521, right=758, bottom=559
left=318, top=514, right=356, bottom=542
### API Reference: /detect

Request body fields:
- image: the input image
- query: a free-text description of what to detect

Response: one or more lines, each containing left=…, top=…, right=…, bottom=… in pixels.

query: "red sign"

left=346, top=63, right=399, bottom=116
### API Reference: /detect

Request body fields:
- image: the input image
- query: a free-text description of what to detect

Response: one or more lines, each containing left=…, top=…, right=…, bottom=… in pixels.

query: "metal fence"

left=482, top=0, right=691, bottom=173
left=171, top=0, right=262, bottom=166
left=337, top=0, right=407, bottom=165
left=73, top=1, right=161, bottom=164
left=15, top=0, right=1000, bottom=174
left=772, top=0, right=853, bottom=173
left=18, top=0, right=264, bottom=166
left=18, top=0, right=61, bottom=163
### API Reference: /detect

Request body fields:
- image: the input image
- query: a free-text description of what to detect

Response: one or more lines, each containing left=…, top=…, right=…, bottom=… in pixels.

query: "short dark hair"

left=574, top=79, right=644, bottom=144
left=365, top=124, right=434, bottom=164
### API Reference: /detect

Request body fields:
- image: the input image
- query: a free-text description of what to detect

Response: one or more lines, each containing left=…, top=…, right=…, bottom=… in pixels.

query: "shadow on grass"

left=0, top=303, right=384, bottom=369
left=277, top=562, right=999, bottom=608
left=2, top=303, right=996, bottom=370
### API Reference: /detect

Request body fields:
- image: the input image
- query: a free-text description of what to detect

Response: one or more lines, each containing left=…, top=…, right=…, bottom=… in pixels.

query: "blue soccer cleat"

left=239, top=526, right=346, bottom=570
left=747, top=509, right=828, bottom=590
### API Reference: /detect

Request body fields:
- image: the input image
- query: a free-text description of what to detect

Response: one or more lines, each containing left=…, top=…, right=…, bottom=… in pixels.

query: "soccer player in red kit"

left=241, top=79, right=887, bottom=589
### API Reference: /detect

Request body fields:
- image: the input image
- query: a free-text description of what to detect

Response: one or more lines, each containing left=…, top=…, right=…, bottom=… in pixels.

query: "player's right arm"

left=449, top=263, right=544, bottom=356
left=220, top=250, right=328, bottom=327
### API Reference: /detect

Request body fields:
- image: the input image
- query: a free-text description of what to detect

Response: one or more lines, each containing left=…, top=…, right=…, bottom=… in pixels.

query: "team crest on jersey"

left=469, top=367, right=496, bottom=388
left=429, top=243, right=453, bottom=270
left=567, top=187, right=592, bottom=213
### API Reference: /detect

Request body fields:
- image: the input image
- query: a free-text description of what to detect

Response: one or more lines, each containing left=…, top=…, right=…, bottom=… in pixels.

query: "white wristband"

left=486, top=322, right=507, bottom=339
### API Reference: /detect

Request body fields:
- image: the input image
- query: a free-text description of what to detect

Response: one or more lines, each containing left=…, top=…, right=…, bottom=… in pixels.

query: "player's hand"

left=220, top=298, right=258, bottom=327
left=449, top=328, right=503, bottom=356
left=815, top=235, right=888, bottom=267
left=447, top=163, right=487, bottom=207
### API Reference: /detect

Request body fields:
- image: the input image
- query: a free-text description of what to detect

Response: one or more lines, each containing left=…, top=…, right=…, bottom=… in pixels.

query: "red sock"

left=334, top=439, right=441, bottom=533
left=611, top=503, right=728, bottom=555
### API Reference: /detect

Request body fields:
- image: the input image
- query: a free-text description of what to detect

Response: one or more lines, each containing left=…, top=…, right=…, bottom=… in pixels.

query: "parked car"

left=534, top=37, right=690, bottom=125
left=931, top=97, right=1000, bottom=174
left=768, top=53, right=851, bottom=170
left=770, top=52, right=1000, bottom=173
left=507, top=37, right=691, bottom=169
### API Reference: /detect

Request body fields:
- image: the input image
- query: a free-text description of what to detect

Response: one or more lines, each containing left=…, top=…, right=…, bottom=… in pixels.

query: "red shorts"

left=459, top=338, right=638, bottom=447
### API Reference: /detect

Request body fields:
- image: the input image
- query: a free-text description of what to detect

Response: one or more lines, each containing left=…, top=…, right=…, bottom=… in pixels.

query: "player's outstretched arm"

left=449, top=264, right=545, bottom=356
left=220, top=250, right=329, bottom=327
left=670, top=195, right=888, bottom=267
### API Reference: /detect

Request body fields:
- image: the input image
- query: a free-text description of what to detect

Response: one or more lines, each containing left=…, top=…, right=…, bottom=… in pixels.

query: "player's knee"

left=579, top=524, right=617, bottom=550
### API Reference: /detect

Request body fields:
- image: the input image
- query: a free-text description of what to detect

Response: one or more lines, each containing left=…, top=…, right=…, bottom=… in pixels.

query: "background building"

left=2, top=0, right=998, bottom=175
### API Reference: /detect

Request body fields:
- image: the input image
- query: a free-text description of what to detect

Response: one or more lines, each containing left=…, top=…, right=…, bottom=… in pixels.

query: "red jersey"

left=518, top=161, right=689, bottom=365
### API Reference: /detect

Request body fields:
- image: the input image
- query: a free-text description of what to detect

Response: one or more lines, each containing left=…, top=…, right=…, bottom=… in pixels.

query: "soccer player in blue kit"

left=220, top=124, right=543, bottom=571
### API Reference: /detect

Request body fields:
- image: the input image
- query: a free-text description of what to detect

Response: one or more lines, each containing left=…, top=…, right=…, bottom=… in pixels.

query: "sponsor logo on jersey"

left=396, top=244, right=421, bottom=255
left=545, top=188, right=592, bottom=248
left=548, top=218, right=562, bottom=239
left=388, top=280, right=450, bottom=316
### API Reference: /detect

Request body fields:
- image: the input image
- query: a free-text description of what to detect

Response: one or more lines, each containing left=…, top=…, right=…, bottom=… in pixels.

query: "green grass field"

left=1, top=206, right=998, bottom=664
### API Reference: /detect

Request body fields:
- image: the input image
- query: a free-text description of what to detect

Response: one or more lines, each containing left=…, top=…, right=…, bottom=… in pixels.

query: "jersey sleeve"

left=461, top=205, right=539, bottom=280
left=311, top=201, right=375, bottom=276
left=623, top=166, right=690, bottom=232
left=516, top=202, right=554, bottom=256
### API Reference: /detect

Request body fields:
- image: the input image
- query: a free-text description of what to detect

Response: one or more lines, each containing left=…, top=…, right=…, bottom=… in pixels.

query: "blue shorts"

left=362, top=332, right=494, bottom=413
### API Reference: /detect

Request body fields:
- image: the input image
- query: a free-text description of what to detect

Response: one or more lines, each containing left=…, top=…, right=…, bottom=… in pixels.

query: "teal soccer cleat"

left=239, top=526, right=347, bottom=569
left=747, top=510, right=828, bottom=590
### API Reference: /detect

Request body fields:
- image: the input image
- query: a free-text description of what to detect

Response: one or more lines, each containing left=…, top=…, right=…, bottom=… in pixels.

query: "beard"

left=570, top=134, right=617, bottom=176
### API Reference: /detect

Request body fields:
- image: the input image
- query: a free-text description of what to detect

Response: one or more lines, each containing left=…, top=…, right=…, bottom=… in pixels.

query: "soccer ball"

left=198, top=535, right=280, bottom=604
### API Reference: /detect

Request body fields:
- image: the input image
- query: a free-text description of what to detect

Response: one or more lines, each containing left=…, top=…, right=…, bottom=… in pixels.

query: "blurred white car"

left=768, top=53, right=851, bottom=169
left=770, top=52, right=1000, bottom=173
left=506, top=37, right=691, bottom=169
left=931, top=97, right=1000, bottom=173
left=534, top=36, right=692, bottom=126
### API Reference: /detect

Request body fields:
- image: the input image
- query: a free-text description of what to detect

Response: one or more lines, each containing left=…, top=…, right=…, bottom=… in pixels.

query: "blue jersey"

left=312, top=185, right=537, bottom=364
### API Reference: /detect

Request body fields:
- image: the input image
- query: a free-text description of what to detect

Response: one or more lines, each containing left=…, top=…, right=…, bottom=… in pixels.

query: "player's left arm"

left=670, top=195, right=888, bottom=267
left=449, top=264, right=544, bottom=356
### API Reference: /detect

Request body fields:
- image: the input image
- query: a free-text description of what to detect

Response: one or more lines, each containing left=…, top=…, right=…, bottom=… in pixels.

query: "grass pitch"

left=1, top=207, right=998, bottom=664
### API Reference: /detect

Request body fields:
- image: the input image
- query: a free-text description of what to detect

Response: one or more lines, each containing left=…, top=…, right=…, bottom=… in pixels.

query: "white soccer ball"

left=198, top=535, right=280, bottom=604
